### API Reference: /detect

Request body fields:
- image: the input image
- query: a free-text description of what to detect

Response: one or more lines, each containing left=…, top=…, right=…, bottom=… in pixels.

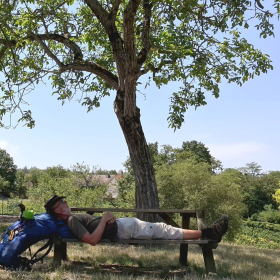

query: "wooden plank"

left=61, top=238, right=211, bottom=245
left=158, top=213, right=180, bottom=227
left=70, top=207, right=197, bottom=216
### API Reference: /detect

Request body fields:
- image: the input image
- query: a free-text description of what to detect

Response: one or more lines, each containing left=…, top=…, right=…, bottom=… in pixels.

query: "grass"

left=1, top=222, right=280, bottom=279
left=1, top=240, right=280, bottom=279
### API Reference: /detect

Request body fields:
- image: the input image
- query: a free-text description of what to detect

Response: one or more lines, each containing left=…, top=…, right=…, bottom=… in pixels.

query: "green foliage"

left=15, top=170, right=28, bottom=198
left=27, top=167, right=42, bottom=187
left=45, top=165, right=70, bottom=178
left=116, top=173, right=135, bottom=211
left=250, top=204, right=280, bottom=224
left=27, top=174, right=108, bottom=214
left=238, top=162, right=262, bottom=176
left=156, top=159, right=246, bottom=240
left=273, top=181, right=280, bottom=207
left=0, top=198, right=22, bottom=215
left=181, top=141, right=212, bottom=166
left=0, top=148, right=17, bottom=196
left=235, top=220, right=280, bottom=249
left=0, top=176, right=11, bottom=198
left=0, top=1, right=278, bottom=130
left=242, top=172, right=280, bottom=217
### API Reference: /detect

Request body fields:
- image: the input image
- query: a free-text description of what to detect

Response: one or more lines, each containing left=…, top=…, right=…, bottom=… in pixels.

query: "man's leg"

left=182, top=229, right=202, bottom=239
left=154, top=214, right=228, bottom=241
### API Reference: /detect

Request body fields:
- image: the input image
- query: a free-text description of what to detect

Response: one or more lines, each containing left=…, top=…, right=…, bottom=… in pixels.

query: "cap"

left=44, top=195, right=66, bottom=213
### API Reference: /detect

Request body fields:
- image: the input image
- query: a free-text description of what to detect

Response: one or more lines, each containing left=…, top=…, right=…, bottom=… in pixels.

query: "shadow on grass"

left=61, top=260, right=190, bottom=279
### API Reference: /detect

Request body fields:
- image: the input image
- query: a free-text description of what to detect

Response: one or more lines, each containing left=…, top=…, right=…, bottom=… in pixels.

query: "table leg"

left=53, top=242, right=67, bottom=268
left=202, top=245, right=217, bottom=274
left=179, top=214, right=190, bottom=266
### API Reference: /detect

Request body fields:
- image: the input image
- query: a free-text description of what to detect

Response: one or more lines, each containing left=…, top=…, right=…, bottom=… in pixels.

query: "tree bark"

left=114, top=92, right=160, bottom=222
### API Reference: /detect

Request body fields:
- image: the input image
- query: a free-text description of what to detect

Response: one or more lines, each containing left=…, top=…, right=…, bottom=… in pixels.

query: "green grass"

left=1, top=241, right=280, bottom=279
left=1, top=222, right=280, bottom=279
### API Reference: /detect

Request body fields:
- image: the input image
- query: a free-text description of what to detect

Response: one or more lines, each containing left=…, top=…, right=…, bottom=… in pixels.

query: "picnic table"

left=53, top=208, right=218, bottom=274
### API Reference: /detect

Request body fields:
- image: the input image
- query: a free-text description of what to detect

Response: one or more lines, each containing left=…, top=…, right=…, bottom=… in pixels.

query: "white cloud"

left=208, top=142, right=269, bottom=160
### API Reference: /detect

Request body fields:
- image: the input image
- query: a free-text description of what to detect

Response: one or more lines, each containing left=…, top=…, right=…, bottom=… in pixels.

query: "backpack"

left=0, top=213, right=72, bottom=270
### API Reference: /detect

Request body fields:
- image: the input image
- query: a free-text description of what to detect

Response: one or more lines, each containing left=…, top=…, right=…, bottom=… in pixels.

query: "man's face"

left=52, top=199, right=71, bottom=217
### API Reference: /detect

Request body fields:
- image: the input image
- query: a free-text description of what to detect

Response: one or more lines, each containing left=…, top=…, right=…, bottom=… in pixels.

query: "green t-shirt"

left=67, top=213, right=117, bottom=240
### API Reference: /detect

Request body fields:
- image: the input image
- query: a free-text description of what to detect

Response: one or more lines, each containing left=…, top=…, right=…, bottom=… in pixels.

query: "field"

left=0, top=232, right=279, bottom=280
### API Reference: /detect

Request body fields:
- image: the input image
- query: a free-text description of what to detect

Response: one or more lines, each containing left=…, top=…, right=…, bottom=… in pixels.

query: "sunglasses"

left=52, top=199, right=66, bottom=211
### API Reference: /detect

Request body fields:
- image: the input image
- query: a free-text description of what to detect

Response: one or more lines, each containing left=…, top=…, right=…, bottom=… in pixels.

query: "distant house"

left=79, top=172, right=121, bottom=198
left=93, top=173, right=120, bottom=198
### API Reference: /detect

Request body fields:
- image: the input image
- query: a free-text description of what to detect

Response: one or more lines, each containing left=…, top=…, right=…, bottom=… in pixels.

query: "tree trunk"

left=114, top=94, right=160, bottom=222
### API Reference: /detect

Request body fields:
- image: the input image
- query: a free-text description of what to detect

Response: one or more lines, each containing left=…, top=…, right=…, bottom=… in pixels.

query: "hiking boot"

left=208, top=214, right=228, bottom=243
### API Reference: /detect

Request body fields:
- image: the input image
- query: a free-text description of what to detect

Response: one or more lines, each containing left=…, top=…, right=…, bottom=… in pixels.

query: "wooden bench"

left=53, top=208, right=219, bottom=274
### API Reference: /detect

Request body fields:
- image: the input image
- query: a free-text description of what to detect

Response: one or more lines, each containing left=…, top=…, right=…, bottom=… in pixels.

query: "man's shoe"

left=209, top=214, right=228, bottom=243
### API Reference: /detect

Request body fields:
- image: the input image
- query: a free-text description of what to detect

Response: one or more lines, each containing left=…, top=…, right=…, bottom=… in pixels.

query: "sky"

left=0, top=5, right=280, bottom=174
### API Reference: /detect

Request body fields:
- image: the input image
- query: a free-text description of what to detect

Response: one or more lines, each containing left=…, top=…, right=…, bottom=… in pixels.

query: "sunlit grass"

left=1, top=240, right=280, bottom=279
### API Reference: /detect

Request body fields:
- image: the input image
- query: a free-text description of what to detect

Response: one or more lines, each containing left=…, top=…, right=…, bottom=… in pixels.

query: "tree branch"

left=0, top=33, right=83, bottom=62
left=84, top=0, right=110, bottom=28
left=84, top=0, right=126, bottom=90
left=140, top=60, right=176, bottom=77
left=60, top=62, right=118, bottom=90
left=123, top=0, right=141, bottom=71
left=30, top=32, right=63, bottom=68
left=0, top=45, right=8, bottom=64
left=136, top=0, right=153, bottom=69
left=109, top=0, right=122, bottom=22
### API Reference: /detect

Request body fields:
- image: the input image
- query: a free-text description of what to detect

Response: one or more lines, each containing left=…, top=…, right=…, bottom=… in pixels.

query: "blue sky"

left=1, top=6, right=279, bottom=174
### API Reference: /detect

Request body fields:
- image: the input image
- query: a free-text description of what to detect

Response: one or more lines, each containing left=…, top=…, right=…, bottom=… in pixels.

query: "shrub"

left=156, top=160, right=246, bottom=240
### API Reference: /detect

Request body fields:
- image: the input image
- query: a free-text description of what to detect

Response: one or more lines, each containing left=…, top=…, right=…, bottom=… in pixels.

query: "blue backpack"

left=0, top=213, right=72, bottom=270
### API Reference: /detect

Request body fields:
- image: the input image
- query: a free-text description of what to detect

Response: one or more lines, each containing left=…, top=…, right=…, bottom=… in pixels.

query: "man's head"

left=44, top=195, right=70, bottom=218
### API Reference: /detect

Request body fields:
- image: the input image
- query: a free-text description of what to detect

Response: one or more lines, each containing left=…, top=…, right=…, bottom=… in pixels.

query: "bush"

left=156, top=160, right=246, bottom=240
left=234, top=220, right=280, bottom=249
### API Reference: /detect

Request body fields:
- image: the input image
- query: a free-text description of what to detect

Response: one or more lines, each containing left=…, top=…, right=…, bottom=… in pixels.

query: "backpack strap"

left=29, top=238, right=54, bottom=265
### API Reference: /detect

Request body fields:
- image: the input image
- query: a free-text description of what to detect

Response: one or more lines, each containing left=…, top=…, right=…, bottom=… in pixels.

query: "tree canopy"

left=0, top=0, right=278, bottom=128
left=0, top=148, right=17, bottom=196
left=0, top=0, right=279, bottom=215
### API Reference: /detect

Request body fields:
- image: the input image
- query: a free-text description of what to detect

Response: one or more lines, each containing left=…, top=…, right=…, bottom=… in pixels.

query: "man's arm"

left=80, top=212, right=116, bottom=246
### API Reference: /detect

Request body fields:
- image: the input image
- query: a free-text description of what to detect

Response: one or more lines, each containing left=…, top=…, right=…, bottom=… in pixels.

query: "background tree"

left=15, top=170, right=28, bottom=198
left=0, top=148, right=17, bottom=196
left=181, top=141, right=212, bottom=165
left=45, top=165, right=70, bottom=179
left=0, top=176, right=10, bottom=197
left=225, top=165, right=280, bottom=217
left=0, top=1, right=279, bottom=219
left=156, top=158, right=246, bottom=240
left=27, top=167, right=42, bottom=187
left=238, top=162, right=263, bottom=176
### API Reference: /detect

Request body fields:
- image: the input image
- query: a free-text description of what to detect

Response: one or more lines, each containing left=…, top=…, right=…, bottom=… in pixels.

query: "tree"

left=181, top=141, right=212, bottom=165
left=0, top=148, right=17, bottom=196
left=15, top=170, right=28, bottom=198
left=27, top=167, right=42, bottom=187
left=156, top=159, right=246, bottom=240
left=0, top=1, right=278, bottom=219
left=45, top=165, right=70, bottom=178
left=0, top=176, right=10, bottom=197
left=238, top=162, right=263, bottom=176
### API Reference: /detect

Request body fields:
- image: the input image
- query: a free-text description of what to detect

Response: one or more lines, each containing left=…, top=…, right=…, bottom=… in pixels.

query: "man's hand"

left=81, top=212, right=116, bottom=246
left=102, top=211, right=116, bottom=224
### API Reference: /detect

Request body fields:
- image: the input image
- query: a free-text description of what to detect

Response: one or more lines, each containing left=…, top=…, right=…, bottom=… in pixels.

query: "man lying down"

left=44, top=195, right=228, bottom=246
